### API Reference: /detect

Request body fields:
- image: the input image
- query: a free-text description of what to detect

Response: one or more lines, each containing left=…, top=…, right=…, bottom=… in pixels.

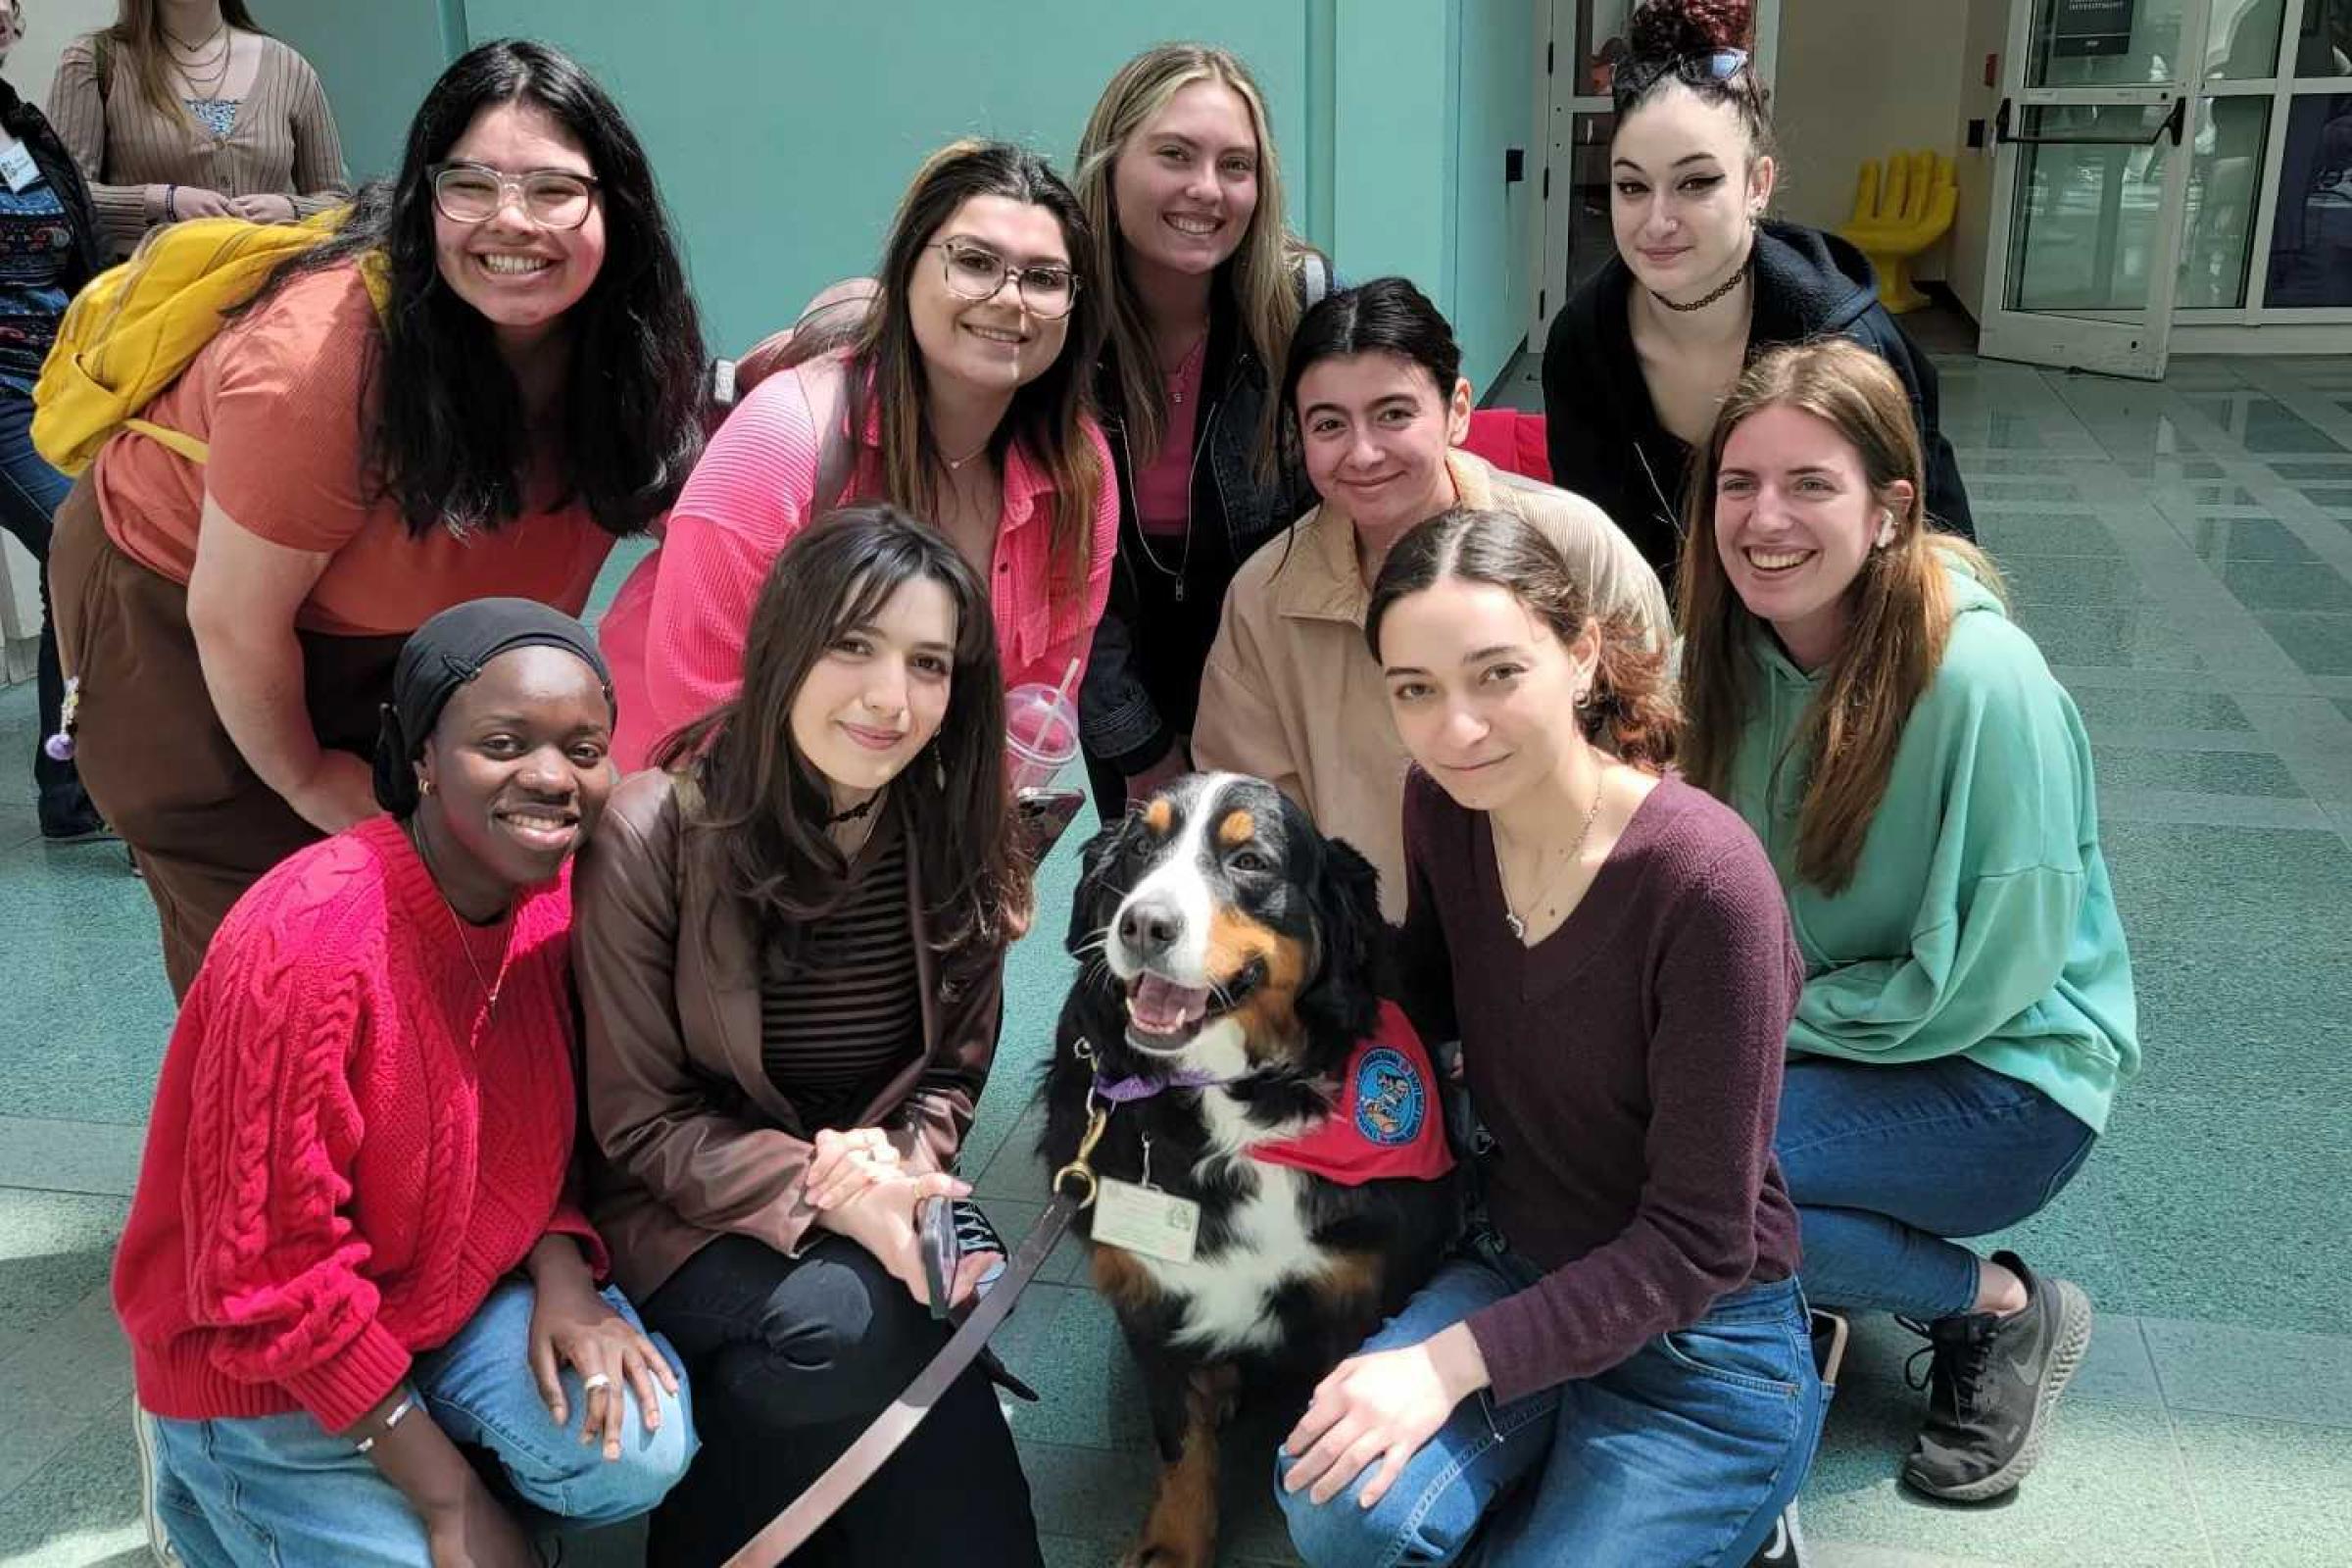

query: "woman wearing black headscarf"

left=113, top=600, right=697, bottom=1568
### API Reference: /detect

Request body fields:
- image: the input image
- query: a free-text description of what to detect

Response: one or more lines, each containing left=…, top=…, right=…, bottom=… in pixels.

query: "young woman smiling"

left=49, top=39, right=707, bottom=995
left=114, top=600, right=693, bottom=1568
left=578, top=510, right=1042, bottom=1566
left=1541, top=0, right=1971, bottom=581
left=1680, top=339, right=2135, bottom=1504
left=1193, top=276, right=1666, bottom=916
left=1066, top=42, right=1330, bottom=814
left=600, top=139, right=1117, bottom=772
left=1274, top=508, right=1821, bottom=1566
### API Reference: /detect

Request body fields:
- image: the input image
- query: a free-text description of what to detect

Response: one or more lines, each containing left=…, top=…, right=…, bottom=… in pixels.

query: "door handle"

left=1993, top=96, right=2187, bottom=148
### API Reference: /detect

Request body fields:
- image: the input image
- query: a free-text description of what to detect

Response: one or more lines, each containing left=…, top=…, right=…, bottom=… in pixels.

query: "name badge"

left=0, top=137, right=40, bottom=194
left=1090, top=1178, right=1200, bottom=1265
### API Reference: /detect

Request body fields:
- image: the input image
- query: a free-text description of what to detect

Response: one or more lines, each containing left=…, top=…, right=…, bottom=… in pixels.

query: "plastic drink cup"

left=1004, top=682, right=1081, bottom=792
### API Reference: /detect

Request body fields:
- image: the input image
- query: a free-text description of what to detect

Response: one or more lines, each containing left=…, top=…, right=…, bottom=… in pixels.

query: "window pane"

left=2005, top=106, right=2169, bottom=312
left=2205, top=0, right=2282, bottom=79
left=2297, top=0, right=2352, bottom=77
left=2264, top=93, right=2352, bottom=306
left=1576, top=1, right=1636, bottom=95
left=2028, top=0, right=2189, bottom=88
left=2180, top=97, right=2270, bottom=306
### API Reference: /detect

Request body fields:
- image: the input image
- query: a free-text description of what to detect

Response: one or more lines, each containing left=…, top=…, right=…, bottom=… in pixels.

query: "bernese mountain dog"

left=1039, top=773, right=1457, bottom=1568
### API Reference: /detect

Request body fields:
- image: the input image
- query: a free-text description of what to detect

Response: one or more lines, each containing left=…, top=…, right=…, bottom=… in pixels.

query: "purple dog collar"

left=1094, top=1069, right=1228, bottom=1103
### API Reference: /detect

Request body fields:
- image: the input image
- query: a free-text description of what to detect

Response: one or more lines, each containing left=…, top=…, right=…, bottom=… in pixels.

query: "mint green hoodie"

left=1722, top=565, right=2138, bottom=1133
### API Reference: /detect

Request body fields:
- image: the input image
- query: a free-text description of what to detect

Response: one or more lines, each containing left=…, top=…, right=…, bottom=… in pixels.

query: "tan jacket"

left=572, top=769, right=1004, bottom=1301
left=1192, top=449, right=1670, bottom=920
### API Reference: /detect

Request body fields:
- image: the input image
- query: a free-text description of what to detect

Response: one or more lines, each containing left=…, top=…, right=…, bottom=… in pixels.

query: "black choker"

left=1650, top=257, right=1751, bottom=314
left=827, top=793, right=882, bottom=825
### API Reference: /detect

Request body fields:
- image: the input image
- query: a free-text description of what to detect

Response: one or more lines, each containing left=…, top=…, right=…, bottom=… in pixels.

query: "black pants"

left=0, top=383, right=92, bottom=834
left=638, top=1233, right=1043, bottom=1568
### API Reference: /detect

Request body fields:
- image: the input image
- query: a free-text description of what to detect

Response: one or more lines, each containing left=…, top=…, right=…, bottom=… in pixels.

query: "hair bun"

left=1628, top=0, right=1752, bottom=58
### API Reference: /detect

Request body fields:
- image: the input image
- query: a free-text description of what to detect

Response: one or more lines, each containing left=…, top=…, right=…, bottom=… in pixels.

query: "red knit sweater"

left=113, top=815, right=607, bottom=1432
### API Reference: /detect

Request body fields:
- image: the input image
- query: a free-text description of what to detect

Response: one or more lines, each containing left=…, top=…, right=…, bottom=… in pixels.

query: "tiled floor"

left=4, top=351, right=2350, bottom=1566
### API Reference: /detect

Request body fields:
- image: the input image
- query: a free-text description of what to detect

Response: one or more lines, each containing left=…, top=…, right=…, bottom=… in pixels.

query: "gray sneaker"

left=1900, top=1251, right=2092, bottom=1502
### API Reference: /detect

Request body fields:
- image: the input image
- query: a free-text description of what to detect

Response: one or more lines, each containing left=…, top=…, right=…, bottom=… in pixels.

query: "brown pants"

left=47, top=476, right=404, bottom=998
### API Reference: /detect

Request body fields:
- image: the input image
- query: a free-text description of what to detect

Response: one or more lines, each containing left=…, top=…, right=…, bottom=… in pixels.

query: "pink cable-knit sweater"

left=113, top=815, right=607, bottom=1432
left=597, top=353, right=1119, bottom=771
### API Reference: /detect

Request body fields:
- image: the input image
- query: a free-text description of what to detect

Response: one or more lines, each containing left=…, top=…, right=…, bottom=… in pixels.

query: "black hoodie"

left=1541, top=220, right=1973, bottom=581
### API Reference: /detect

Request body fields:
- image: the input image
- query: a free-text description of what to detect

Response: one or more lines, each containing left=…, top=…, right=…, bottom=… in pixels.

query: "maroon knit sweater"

left=113, top=816, right=606, bottom=1431
left=1396, top=769, right=1803, bottom=1404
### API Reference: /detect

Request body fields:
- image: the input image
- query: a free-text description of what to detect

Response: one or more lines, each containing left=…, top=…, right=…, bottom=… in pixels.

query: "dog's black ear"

left=1298, top=832, right=1386, bottom=1041
left=1063, top=816, right=1129, bottom=956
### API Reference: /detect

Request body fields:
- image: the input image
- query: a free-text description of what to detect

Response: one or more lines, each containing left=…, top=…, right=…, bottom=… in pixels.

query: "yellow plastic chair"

left=1841, top=149, right=1957, bottom=316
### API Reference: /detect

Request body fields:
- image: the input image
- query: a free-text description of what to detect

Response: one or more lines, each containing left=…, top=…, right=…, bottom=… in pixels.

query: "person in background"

left=1194, top=277, right=1667, bottom=917
left=579, top=511, right=1042, bottom=1566
left=1277, top=507, right=1820, bottom=1566
left=113, top=600, right=693, bottom=1568
left=47, top=0, right=347, bottom=258
left=48, top=38, right=707, bottom=996
left=0, top=0, right=108, bottom=840
left=598, top=138, right=1116, bottom=773
left=1066, top=41, right=1329, bottom=817
left=1542, top=0, right=1971, bottom=584
left=1678, top=339, right=2133, bottom=1503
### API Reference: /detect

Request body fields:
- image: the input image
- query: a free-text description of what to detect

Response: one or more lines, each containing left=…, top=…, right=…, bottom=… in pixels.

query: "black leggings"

left=638, top=1233, right=1043, bottom=1568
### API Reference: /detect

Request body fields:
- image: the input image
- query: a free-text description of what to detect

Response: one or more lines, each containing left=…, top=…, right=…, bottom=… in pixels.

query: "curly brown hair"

left=1364, top=508, right=1680, bottom=770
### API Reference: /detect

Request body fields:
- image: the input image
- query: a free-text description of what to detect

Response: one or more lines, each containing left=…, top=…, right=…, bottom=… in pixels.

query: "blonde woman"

left=46, top=0, right=347, bottom=257
left=1065, top=41, right=1331, bottom=813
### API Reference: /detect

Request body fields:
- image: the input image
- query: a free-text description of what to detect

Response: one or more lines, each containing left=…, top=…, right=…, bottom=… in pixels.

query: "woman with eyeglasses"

left=598, top=138, right=1118, bottom=773
left=1540, top=0, right=1971, bottom=583
left=49, top=39, right=707, bottom=996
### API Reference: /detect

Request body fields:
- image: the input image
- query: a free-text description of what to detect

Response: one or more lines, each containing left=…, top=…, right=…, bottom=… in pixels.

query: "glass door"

left=1979, top=0, right=2217, bottom=378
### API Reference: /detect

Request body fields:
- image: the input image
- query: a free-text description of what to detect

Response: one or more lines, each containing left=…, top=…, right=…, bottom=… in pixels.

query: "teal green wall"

left=268, top=2, right=1535, bottom=389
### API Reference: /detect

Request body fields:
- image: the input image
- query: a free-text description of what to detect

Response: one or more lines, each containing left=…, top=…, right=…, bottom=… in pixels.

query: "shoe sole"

left=1904, top=1280, right=2093, bottom=1503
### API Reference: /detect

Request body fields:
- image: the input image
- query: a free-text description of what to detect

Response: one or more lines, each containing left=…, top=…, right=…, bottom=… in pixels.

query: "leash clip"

left=1055, top=1039, right=1111, bottom=1208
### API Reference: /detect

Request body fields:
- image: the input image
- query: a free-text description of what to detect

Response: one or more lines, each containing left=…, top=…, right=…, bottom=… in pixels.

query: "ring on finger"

left=581, top=1372, right=612, bottom=1393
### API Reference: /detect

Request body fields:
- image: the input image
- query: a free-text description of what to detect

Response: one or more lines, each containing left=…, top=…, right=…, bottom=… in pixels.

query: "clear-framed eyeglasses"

left=429, top=162, right=603, bottom=230
left=927, top=239, right=1080, bottom=319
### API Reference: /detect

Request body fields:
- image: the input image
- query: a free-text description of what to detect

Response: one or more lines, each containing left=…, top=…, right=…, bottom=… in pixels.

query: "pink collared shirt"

left=600, top=353, right=1118, bottom=771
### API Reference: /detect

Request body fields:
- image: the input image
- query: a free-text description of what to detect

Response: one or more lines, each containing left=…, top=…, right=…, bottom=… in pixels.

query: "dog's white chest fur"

left=1127, top=1088, right=1329, bottom=1352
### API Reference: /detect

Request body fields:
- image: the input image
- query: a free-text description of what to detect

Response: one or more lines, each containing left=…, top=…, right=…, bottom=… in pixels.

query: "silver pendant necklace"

left=1494, top=767, right=1607, bottom=943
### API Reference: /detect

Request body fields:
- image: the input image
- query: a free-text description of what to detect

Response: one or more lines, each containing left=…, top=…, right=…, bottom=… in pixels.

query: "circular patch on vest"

left=1353, top=1047, right=1425, bottom=1147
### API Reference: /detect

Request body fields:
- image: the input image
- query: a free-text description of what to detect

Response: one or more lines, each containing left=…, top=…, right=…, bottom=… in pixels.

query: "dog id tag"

left=1091, top=1178, right=1200, bottom=1265
left=0, top=137, right=40, bottom=194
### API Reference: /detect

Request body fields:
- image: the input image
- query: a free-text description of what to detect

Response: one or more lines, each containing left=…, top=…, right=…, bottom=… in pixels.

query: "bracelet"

left=352, top=1391, right=415, bottom=1454
left=164, top=184, right=177, bottom=221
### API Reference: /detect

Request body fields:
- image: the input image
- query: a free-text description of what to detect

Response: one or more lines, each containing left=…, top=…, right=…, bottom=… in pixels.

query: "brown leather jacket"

left=572, top=768, right=1005, bottom=1302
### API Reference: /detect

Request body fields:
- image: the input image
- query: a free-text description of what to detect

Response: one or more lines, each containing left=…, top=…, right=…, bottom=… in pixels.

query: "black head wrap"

left=372, top=598, right=614, bottom=817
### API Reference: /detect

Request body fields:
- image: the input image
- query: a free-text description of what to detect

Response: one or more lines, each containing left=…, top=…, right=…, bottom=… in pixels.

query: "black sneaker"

left=1900, top=1251, right=2092, bottom=1502
left=1743, top=1501, right=1807, bottom=1566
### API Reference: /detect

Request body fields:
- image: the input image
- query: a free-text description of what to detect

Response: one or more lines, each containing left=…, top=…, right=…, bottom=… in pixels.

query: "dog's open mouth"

left=1122, top=961, right=1264, bottom=1053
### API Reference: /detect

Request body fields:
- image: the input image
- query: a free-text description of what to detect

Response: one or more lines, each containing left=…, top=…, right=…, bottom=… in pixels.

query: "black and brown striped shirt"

left=760, top=817, right=923, bottom=1130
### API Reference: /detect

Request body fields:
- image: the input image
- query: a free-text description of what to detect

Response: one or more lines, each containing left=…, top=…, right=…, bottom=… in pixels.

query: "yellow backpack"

left=31, top=208, right=389, bottom=475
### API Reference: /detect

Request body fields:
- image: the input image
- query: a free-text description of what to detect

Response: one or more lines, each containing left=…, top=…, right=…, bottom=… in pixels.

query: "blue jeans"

left=1276, top=1254, right=1825, bottom=1568
left=149, top=1280, right=697, bottom=1567
left=0, top=378, right=84, bottom=829
left=1774, top=1054, right=2098, bottom=1319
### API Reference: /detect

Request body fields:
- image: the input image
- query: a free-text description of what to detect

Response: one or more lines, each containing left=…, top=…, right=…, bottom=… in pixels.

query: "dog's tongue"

left=1128, top=973, right=1211, bottom=1035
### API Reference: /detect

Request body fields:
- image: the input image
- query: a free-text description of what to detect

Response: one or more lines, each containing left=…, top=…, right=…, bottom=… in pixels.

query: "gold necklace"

left=406, top=821, right=514, bottom=1015
left=1493, top=762, right=1608, bottom=943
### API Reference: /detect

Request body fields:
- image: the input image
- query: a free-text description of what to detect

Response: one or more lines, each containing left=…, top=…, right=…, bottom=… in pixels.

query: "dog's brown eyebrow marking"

left=1143, top=798, right=1174, bottom=836
left=1216, top=808, right=1255, bottom=848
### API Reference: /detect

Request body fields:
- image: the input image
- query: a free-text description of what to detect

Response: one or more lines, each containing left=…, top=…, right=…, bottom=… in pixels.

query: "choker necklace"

left=1650, top=257, right=1751, bottom=315
left=827, top=793, right=882, bottom=825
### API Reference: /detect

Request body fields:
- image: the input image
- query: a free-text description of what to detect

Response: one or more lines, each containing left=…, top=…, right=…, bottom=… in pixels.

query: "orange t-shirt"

left=92, top=263, right=615, bottom=636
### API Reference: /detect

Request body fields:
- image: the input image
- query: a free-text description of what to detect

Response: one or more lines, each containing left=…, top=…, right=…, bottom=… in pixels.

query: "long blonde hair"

left=105, top=0, right=268, bottom=128
left=1677, top=339, right=2005, bottom=892
left=1074, top=42, right=1307, bottom=471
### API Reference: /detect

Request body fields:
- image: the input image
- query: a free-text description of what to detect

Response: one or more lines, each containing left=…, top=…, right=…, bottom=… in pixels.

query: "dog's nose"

left=1117, top=896, right=1184, bottom=959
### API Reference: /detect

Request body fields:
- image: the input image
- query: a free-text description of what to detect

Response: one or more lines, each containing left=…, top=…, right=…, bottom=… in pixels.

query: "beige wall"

left=1770, top=0, right=1973, bottom=281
